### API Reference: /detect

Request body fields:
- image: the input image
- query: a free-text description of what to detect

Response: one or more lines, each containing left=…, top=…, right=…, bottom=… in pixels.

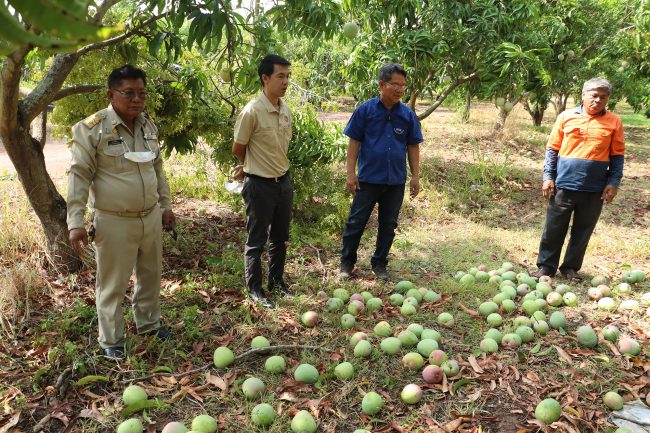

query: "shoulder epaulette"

left=81, top=111, right=106, bottom=129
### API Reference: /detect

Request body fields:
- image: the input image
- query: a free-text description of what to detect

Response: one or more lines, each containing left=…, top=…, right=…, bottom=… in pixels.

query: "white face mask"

left=121, top=129, right=156, bottom=163
left=124, top=151, right=156, bottom=163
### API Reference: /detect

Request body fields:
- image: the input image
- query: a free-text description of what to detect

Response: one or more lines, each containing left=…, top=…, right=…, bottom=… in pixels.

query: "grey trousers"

left=536, top=188, right=604, bottom=274
left=241, top=175, right=294, bottom=291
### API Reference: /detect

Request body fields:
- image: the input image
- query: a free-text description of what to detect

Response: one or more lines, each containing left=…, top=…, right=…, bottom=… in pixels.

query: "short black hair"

left=108, top=64, right=147, bottom=89
left=258, top=54, right=291, bottom=86
left=378, top=63, right=406, bottom=82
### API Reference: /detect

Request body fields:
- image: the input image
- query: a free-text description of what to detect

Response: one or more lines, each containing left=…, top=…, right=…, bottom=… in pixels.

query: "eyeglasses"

left=386, top=82, right=407, bottom=91
left=113, top=89, right=148, bottom=100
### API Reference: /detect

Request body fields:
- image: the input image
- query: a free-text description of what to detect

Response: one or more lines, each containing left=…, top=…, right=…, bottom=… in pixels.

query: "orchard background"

left=0, top=1, right=648, bottom=432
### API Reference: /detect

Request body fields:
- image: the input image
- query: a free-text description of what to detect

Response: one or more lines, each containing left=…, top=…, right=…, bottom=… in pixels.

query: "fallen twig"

left=122, top=345, right=330, bottom=384
left=32, top=414, right=51, bottom=433
left=234, top=344, right=330, bottom=360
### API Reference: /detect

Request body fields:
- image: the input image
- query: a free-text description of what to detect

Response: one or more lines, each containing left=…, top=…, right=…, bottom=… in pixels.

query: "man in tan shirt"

left=232, top=54, right=293, bottom=308
left=67, top=64, right=175, bottom=359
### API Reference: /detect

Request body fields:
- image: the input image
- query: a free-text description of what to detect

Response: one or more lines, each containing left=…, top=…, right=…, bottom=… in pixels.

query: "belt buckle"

left=274, top=176, right=280, bottom=182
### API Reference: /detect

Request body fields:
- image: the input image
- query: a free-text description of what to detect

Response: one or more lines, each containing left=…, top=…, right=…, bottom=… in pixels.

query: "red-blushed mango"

left=402, top=352, right=425, bottom=370
left=618, top=337, right=640, bottom=356
left=401, top=384, right=423, bottom=404
left=161, top=422, right=188, bottom=433
left=428, top=349, right=448, bottom=366
left=603, top=391, right=624, bottom=410
left=422, top=365, right=444, bottom=383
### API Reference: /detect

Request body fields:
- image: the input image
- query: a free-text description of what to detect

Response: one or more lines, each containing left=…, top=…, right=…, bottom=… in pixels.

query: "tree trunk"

left=33, top=109, right=47, bottom=149
left=408, top=91, right=418, bottom=111
left=554, top=93, right=568, bottom=116
left=2, top=50, right=81, bottom=272
left=493, top=107, right=510, bottom=132
left=1, top=128, right=81, bottom=272
left=416, top=72, right=477, bottom=120
left=531, top=104, right=545, bottom=126
left=461, top=88, right=471, bottom=123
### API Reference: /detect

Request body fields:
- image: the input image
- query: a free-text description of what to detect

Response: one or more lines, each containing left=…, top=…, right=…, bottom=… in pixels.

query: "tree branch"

left=121, top=345, right=330, bottom=384
left=0, top=45, right=32, bottom=137
left=417, top=72, right=477, bottom=120
left=92, top=0, right=121, bottom=24
left=52, top=85, right=103, bottom=102
left=75, top=13, right=168, bottom=57
left=20, top=13, right=167, bottom=123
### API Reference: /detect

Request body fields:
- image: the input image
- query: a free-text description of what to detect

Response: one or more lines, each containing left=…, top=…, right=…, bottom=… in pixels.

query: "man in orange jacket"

left=533, top=77, right=625, bottom=282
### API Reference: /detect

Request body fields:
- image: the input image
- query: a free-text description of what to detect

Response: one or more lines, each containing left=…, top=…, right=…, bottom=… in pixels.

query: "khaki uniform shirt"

left=233, top=92, right=292, bottom=178
left=67, top=105, right=172, bottom=230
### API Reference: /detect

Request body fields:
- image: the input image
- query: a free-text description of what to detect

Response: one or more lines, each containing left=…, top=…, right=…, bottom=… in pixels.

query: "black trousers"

left=340, top=182, right=405, bottom=268
left=537, top=189, right=603, bottom=274
left=241, top=175, right=294, bottom=291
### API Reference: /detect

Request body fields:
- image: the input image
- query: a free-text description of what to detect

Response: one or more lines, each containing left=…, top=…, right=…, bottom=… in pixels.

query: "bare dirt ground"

left=0, top=103, right=454, bottom=181
left=0, top=137, right=71, bottom=180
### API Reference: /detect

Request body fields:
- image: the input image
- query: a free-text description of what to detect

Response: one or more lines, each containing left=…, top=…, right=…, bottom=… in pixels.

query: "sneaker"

left=532, top=266, right=554, bottom=280
left=339, top=262, right=354, bottom=280
left=372, top=264, right=389, bottom=281
left=561, top=268, right=583, bottom=282
left=102, top=346, right=125, bottom=360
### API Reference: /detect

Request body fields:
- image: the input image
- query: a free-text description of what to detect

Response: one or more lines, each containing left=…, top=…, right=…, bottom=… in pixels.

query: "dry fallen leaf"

left=554, top=345, right=573, bottom=363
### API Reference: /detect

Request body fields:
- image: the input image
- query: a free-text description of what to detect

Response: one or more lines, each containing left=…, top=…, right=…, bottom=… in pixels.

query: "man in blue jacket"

left=339, top=63, right=423, bottom=281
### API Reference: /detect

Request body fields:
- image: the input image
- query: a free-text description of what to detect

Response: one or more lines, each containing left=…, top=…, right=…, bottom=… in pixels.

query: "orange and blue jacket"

left=543, top=106, right=625, bottom=192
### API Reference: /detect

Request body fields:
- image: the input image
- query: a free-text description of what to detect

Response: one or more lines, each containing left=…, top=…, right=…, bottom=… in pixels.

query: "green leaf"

left=150, top=366, right=172, bottom=373
left=75, top=375, right=110, bottom=386
left=122, top=399, right=168, bottom=417
left=452, top=378, right=474, bottom=393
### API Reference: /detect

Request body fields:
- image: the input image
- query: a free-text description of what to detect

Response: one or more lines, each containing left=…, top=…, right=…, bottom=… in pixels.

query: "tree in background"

left=0, top=0, right=263, bottom=271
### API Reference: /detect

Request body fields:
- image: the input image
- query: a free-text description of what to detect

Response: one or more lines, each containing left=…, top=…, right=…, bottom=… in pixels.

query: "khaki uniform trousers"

left=94, top=206, right=162, bottom=348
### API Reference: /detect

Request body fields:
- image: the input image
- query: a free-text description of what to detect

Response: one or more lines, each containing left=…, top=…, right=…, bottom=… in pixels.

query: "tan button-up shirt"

left=67, top=105, right=171, bottom=230
left=233, top=92, right=292, bottom=178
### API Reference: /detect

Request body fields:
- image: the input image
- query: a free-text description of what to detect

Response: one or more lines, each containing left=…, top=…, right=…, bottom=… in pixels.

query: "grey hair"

left=582, top=77, right=612, bottom=95
left=378, top=63, right=406, bottom=82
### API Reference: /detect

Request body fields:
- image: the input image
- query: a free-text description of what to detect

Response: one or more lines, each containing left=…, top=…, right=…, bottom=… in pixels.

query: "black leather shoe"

left=249, top=288, right=275, bottom=308
left=372, top=264, right=389, bottom=281
left=269, top=279, right=293, bottom=298
left=339, top=262, right=354, bottom=280
left=103, top=346, right=125, bottom=359
left=147, top=327, right=173, bottom=340
left=532, top=266, right=555, bottom=280
left=561, top=268, right=583, bottom=282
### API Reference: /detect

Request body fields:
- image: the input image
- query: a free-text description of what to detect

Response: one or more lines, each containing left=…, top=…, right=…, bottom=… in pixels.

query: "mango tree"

left=0, top=0, right=255, bottom=271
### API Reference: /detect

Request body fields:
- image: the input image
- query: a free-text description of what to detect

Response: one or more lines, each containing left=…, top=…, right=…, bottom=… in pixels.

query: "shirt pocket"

left=143, top=133, right=160, bottom=158
left=562, top=125, right=585, bottom=137
left=258, top=126, right=281, bottom=147
left=99, top=140, right=127, bottom=173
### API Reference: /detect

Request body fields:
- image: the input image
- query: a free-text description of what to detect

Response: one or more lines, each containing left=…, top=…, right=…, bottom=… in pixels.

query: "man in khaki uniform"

left=67, top=64, right=175, bottom=359
left=232, top=54, right=293, bottom=308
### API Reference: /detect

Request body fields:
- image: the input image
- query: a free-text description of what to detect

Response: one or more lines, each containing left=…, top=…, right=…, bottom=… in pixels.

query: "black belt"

left=245, top=172, right=289, bottom=183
